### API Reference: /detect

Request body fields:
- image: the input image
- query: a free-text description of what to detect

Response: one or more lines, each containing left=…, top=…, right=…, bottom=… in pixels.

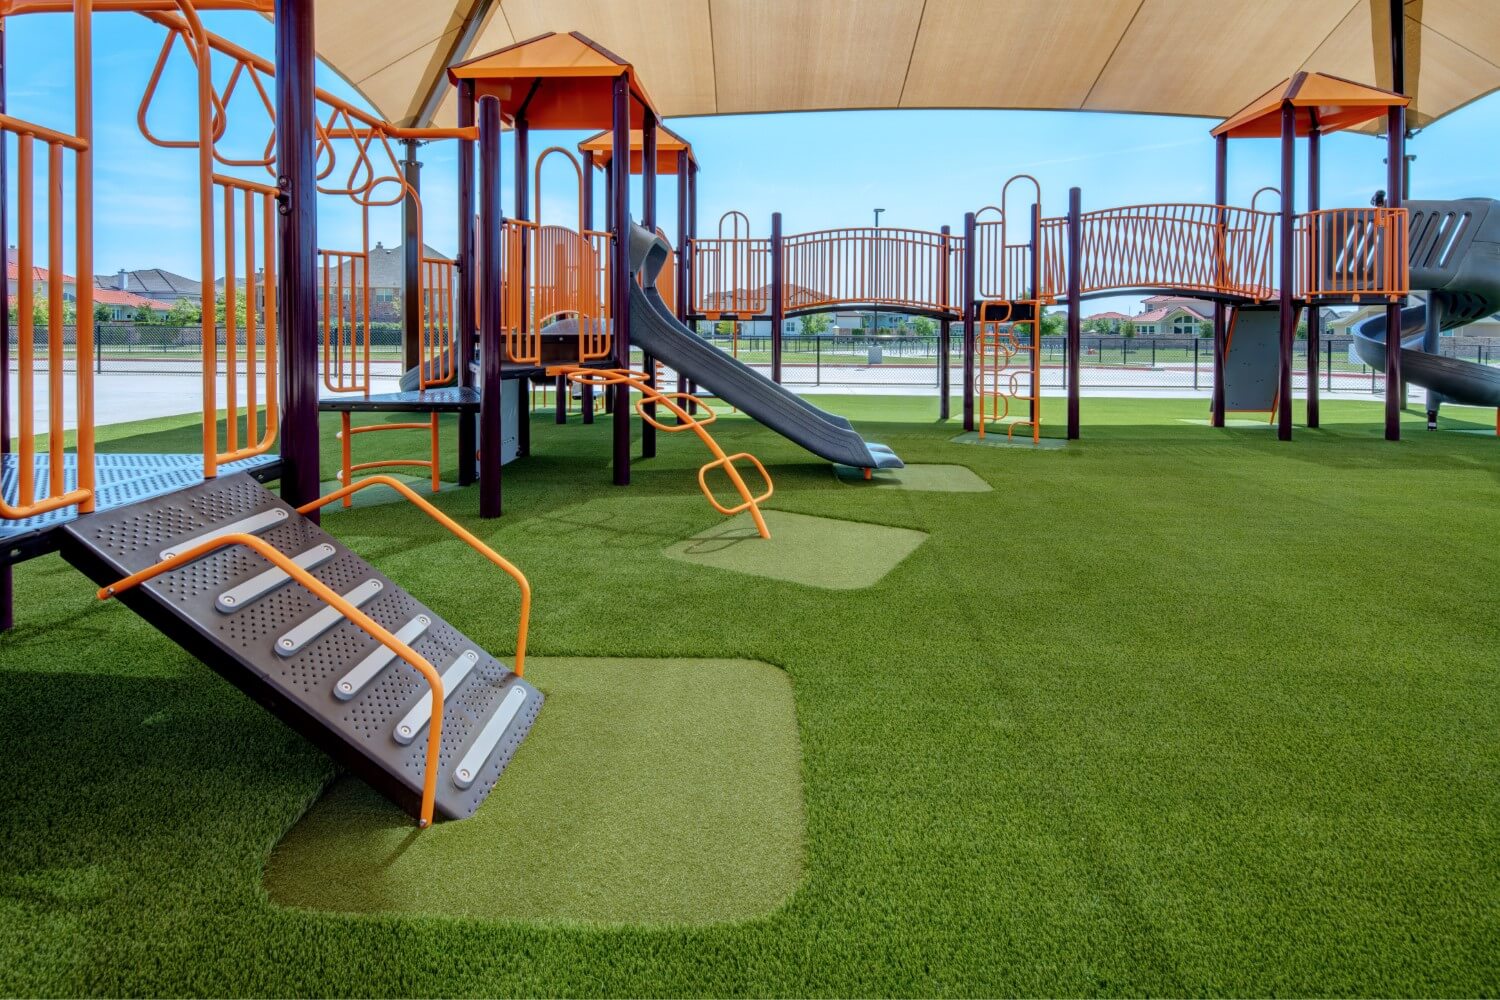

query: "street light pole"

left=872, top=207, right=884, bottom=341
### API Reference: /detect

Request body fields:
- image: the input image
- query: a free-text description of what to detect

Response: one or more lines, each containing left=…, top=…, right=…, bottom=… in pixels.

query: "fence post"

left=1327, top=339, right=1333, bottom=392
left=96, top=325, right=103, bottom=373
left=1193, top=337, right=1200, bottom=389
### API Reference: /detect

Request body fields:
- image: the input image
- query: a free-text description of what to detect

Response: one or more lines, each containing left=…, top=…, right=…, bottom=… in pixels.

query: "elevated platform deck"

left=319, top=387, right=482, bottom=414
left=2, top=452, right=281, bottom=559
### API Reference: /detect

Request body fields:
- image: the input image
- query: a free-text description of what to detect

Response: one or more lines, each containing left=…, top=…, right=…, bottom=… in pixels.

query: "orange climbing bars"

left=550, top=366, right=774, bottom=539
left=212, top=174, right=279, bottom=467
left=420, top=255, right=459, bottom=387
left=319, top=249, right=369, bottom=395
left=1, top=0, right=95, bottom=521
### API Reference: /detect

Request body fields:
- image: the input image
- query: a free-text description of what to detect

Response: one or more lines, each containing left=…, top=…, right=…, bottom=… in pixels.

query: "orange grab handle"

left=97, top=531, right=446, bottom=829
left=298, top=475, right=531, bottom=679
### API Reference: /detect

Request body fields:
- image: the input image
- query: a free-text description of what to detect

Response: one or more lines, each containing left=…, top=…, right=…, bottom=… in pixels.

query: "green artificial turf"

left=950, top=429, right=1070, bottom=449
left=266, top=657, right=803, bottom=926
left=1, top=395, right=1498, bottom=996
left=832, top=463, right=994, bottom=492
left=664, top=509, right=929, bottom=590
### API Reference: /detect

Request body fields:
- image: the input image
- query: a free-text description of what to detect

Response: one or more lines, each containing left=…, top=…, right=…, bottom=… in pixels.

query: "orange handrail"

left=97, top=531, right=447, bottom=827
left=298, top=475, right=531, bottom=680
left=550, top=367, right=773, bottom=539
left=1298, top=207, right=1408, bottom=301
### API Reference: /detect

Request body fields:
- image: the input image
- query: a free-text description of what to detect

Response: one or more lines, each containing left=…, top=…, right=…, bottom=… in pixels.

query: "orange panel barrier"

left=1298, top=207, right=1408, bottom=301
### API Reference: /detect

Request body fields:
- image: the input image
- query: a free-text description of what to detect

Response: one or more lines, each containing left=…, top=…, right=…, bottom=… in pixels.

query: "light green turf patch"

left=318, top=476, right=460, bottom=509
left=832, top=463, right=992, bottom=492
left=264, top=657, right=802, bottom=926
left=949, top=430, right=1068, bottom=449
left=1178, top=418, right=1276, bottom=428
left=1449, top=428, right=1498, bottom=436
left=664, top=510, right=927, bottom=589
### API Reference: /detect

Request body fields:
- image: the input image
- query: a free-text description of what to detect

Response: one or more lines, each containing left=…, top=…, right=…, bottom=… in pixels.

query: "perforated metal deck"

left=2, top=452, right=280, bottom=552
left=58, top=472, right=541, bottom=821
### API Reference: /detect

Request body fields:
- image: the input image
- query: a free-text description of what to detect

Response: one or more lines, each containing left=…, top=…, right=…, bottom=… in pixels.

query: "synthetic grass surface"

left=266, top=657, right=803, bottom=925
left=832, top=463, right=993, bottom=492
left=1, top=395, right=1497, bottom=996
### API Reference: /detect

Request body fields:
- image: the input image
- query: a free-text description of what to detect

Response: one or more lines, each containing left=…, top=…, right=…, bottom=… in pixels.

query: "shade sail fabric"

left=303, top=0, right=1500, bottom=133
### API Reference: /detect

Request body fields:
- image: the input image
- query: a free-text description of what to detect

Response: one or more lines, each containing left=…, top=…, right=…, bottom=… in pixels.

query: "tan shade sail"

left=1211, top=71, right=1410, bottom=138
left=303, top=0, right=1500, bottom=133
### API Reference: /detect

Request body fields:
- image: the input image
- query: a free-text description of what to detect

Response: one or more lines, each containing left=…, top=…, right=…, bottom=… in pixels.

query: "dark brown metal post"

left=274, top=0, right=321, bottom=511
left=610, top=73, right=631, bottom=485
left=401, top=138, right=421, bottom=373
left=513, top=113, right=530, bottom=458
left=456, top=80, right=477, bottom=484
left=770, top=212, right=784, bottom=383
left=478, top=95, right=504, bottom=517
left=685, top=159, right=699, bottom=401
left=1029, top=203, right=1040, bottom=423
left=641, top=109, right=657, bottom=459
left=962, top=211, right=977, bottom=431
left=578, top=149, right=595, bottom=424
left=1212, top=133, right=1228, bottom=427
left=1067, top=186, right=1082, bottom=439
left=1384, top=0, right=1407, bottom=441
left=1277, top=101, right=1296, bottom=441
left=1306, top=117, right=1321, bottom=428
left=938, top=223, right=951, bottom=420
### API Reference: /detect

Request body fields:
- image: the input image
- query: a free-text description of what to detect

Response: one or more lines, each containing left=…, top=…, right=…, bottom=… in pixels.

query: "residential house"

left=1085, top=294, right=1213, bottom=334
left=8, top=250, right=171, bottom=320
left=96, top=267, right=202, bottom=305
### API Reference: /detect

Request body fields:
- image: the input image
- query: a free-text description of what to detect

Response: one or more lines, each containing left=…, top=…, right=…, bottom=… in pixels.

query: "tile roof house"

left=1085, top=295, right=1213, bottom=334
left=96, top=267, right=203, bottom=305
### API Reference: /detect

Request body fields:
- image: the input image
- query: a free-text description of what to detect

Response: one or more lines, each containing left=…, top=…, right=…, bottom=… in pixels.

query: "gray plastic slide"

left=626, top=224, right=903, bottom=469
left=1350, top=198, right=1500, bottom=414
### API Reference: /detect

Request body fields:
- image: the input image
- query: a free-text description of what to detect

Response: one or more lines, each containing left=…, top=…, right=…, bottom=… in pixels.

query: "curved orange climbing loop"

left=549, top=366, right=773, bottom=540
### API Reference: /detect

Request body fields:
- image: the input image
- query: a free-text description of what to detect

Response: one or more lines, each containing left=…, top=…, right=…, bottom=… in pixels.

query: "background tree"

left=910, top=316, right=937, bottom=338
left=800, top=312, right=832, bottom=337
left=165, top=297, right=201, bottom=327
left=132, top=304, right=155, bottom=324
left=1121, top=319, right=1136, bottom=339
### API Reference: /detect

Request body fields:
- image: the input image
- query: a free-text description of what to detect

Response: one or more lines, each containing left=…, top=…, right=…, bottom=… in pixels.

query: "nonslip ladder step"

left=393, top=649, right=480, bottom=745
left=334, top=614, right=432, bottom=699
left=275, top=579, right=384, bottom=657
left=453, top=683, right=530, bottom=789
left=216, top=542, right=336, bottom=612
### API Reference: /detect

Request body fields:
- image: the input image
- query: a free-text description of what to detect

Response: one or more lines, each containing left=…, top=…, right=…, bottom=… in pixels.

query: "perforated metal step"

left=58, top=473, right=541, bottom=821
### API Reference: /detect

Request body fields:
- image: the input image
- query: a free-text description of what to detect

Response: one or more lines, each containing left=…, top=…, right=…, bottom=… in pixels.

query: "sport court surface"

left=1, top=395, right=1495, bottom=996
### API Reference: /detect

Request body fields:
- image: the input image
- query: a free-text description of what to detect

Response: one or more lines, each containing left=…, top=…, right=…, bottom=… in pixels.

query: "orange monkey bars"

left=549, top=366, right=774, bottom=540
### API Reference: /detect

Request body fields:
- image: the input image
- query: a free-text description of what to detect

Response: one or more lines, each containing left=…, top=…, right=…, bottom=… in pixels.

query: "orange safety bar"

left=1, top=0, right=95, bottom=521
left=549, top=366, right=774, bottom=539
left=781, top=226, right=956, bottom=315
left=320, top=248, right=370, bottom=395
left=1298, top=207, right=1408, bottom=301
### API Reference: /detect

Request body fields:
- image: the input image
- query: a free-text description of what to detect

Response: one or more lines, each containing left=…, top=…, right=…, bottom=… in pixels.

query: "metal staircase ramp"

left=57, top=472, right=540, bottom=821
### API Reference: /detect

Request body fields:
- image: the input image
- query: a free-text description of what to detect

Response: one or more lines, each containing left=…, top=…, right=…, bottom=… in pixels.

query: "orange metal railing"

left=319, top=248, right=369, bottom=395
left=1, top=0, right=95, bottom=521
left=782, top=226, right=953, bottom=315
left=419, top=255, right=458, bottom=387
left=1068, top=204, right=1278, bottom=301
left=550, top=366, right=773, bottom=539
left=690, top=217, right=772, bottom=318
left=212, top=174, right=279, bottom=466
left=1297, top=207, right=1408, bottom=301
left=653, top=227, right=677, bottom=315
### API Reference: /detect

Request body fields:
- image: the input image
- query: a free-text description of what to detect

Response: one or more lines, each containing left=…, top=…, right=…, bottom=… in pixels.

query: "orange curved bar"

left=298, top=476, right=532, bottom=679
left=97, top=531, right=446, bottom=828
left=552, top=366, right=773, bottom=540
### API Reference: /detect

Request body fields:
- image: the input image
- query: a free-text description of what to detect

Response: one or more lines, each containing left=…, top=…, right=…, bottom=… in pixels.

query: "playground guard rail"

left=1297, top=207, right=1409, bottom=300
left=0, top=0, right=95, bottom=521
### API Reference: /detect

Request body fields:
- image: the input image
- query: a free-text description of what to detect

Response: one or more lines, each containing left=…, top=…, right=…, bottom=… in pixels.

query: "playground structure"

left=1, top=0, right=1493, bottom=831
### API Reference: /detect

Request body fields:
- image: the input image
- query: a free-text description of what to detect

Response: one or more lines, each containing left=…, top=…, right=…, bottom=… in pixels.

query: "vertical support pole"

left=1212, top=133, right=1228, bottom=427
left=274, top=0, right=320, bottom=511
left=610, top=73, right=631, bottom=485
left=962, top=211, right=976, bottom=431
left=685, top=159, right=699, bottom=401
left=401, top=138, right=422, bottom=373
left=579, top=149, right=595, bottom=424
left=477, top=95, right=504, bottom=517
left=938, top=223, right=951, bottom=420
left=675, top=150, right=689, bottom=322
left=1276, top=101, right=1296, bottom=441
left=513, top=114, right=530, bottom=458
left=1029, top=203, right=1040, bottom=425
left=0, top=16, right=11, bottom=631
left=770, top=212, right=784, bottom=384
left=455, top=80, right=477, bottom=484
left=1067, top=187, right=1082, bottom=439
left=641, top=109, right=657, bottom=459
left=1384, top=6, right=1407, bottom=441
left=1306, top=118, right=1321, bottom=429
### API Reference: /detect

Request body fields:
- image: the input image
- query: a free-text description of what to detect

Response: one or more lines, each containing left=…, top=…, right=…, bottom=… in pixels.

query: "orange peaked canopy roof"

left=577, top=125, right=695, bottom=173
left=447, top=31, right=658, bottom=130
left=1211, top=71, right=1410, bottom=139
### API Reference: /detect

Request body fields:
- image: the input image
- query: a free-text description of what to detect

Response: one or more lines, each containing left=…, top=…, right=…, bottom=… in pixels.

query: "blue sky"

left=8, top=8, right=1500, bottom=312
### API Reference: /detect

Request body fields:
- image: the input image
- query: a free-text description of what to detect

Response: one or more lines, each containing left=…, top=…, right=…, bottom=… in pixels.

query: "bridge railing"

left=1066, top=204, right=1278, bottom=301
left=690, top=237, right=772, bottom=317
left=782, top=226, right=954, bottom=315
